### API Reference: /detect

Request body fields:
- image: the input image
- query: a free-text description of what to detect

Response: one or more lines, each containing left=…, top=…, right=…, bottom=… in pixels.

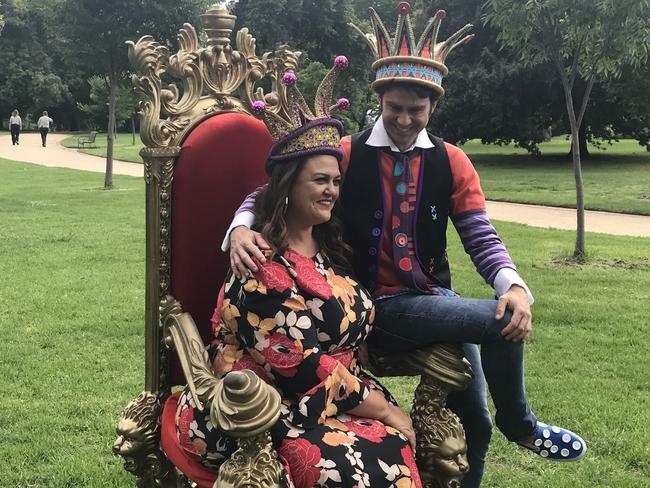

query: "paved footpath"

left=0, top=132, right=143, bottom=177
left=2, top=132, right=649, bottom=238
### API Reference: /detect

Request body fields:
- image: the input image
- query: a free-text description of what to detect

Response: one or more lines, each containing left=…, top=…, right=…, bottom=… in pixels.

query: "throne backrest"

left=169, top=113, right=271, bottom=385
left=127, top=2, right=303, bottom=393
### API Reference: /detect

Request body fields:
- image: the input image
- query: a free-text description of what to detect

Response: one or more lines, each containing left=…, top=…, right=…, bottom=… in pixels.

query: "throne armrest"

left=160, top=296, right=285, bottom=488
left=161, top=297, right=213, bottom=412
left=366, top=343, right=473, bottom=389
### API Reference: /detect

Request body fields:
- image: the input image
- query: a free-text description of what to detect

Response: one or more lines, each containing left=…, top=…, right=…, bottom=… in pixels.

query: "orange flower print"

left=244, top=277, right=267, bottom=295
left=212, top=344, right=243, bottom=376
left=323, top=431, right=354, bottom=447
left=220, top=298, right=240, bottom=334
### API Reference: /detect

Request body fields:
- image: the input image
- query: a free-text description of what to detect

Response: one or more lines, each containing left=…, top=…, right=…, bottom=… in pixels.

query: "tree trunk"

left=131, top=114, right=136, bottom=145
left=105, top=70, right=118, bottom=190
left=556, top=64, right=586, bottom=258
left=570, top=127, right=586, bottom=258
left=568, top=124, right=591, bottom=160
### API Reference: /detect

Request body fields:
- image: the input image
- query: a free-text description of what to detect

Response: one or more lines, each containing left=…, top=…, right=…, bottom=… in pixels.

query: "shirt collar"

left=365, top=116, right=434, bottom=152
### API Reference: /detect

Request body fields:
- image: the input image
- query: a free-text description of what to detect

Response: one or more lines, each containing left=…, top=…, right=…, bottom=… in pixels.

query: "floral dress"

left=176, top=249, right=422, bottom=488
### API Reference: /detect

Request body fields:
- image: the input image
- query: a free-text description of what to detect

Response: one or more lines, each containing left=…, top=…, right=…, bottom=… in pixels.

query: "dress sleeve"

left=231, top=263, right=369, bottom=427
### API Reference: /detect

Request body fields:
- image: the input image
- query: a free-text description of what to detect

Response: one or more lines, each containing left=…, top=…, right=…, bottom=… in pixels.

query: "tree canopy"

left=0, top=0, right=648, bottom=158
left=485, top=0, right=650, bottom=256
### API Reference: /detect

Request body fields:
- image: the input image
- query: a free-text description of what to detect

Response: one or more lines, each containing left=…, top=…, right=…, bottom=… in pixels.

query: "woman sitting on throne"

left=174, top=57, right=422, bottom=487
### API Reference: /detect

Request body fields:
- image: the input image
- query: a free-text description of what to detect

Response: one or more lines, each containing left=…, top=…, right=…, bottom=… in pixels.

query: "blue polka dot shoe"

left=517, top=421, right=586, bottom=461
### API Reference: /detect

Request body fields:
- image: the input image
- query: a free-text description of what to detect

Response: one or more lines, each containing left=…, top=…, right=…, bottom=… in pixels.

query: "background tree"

left=0, top=0, right=73, bottom=127
left=585, top=62, right=650, bottom=152
left=78, top=76, right=139, bottom=133
left=485, top=0, right=650, bottom=258
left=59, top=0, right=209, bottom=189
left=231, top=0, right=378, bottom=133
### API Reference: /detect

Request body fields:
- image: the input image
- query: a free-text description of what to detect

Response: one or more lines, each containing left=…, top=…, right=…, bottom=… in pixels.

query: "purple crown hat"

left=244, top=56, right=350, bottom=167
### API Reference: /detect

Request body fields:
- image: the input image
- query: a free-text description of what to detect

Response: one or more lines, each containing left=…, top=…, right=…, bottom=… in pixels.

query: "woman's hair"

left=253, top=155, right=352, bottom=270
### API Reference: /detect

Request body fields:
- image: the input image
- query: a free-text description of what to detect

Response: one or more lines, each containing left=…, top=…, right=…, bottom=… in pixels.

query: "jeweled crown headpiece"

left=246, top=56, right=350, bottom=166
left=348, top=2, right=474, bottom=96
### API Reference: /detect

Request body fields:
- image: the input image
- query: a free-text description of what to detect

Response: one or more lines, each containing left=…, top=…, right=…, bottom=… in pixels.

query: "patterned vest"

left=341, top=128, right=453, bottom=291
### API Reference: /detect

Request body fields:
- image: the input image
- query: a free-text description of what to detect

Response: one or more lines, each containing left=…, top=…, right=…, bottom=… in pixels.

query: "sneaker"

left=517, top=421, right=586, bottom=461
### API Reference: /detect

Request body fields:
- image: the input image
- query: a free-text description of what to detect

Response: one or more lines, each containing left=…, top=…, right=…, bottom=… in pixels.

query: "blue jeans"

left=370, top=292, right=537, bottom=488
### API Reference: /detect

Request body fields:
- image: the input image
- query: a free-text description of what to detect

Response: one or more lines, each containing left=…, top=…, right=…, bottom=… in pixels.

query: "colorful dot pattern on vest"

left=390, top=150, right=432, bottom=290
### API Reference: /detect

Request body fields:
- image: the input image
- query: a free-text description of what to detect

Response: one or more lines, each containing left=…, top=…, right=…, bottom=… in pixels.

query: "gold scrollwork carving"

left=127, top=2, right=305, bottom=150
left=367, top=343, right=472, bottom=487
left=412, top=376, right=469, bottom=488
left=127, top=1, right=301, bottom=150
left=113, top=392, right=177, bottom=487
left=216, top=433, right=284, bottom=488
left=159, top=299, right=284, bottom=488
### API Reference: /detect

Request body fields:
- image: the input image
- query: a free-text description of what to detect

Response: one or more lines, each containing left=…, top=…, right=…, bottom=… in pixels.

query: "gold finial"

left=200, top=3, right=236, bottom=50
left=212, top=370, right=282, bottom=437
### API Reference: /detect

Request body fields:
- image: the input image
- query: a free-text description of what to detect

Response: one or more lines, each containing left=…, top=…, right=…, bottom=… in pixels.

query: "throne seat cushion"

left=161, top=392, right=217, bottom=488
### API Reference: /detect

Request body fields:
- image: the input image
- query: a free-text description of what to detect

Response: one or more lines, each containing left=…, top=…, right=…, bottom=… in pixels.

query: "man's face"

left=380, top=86, right=436, bottom=152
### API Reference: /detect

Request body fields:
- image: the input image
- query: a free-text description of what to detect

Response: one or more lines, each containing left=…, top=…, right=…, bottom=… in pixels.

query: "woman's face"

left=286, top=154, right=341, bottom=227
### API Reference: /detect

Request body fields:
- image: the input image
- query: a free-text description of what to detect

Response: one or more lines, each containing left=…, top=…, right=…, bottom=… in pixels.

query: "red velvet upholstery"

left=170, top=112, right=272, bottom=386
left=161, top=392, right=217, bottom=488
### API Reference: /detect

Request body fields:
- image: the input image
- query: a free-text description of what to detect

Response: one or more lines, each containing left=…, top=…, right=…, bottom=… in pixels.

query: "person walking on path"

left=9, top=110, right=22, bottom=145
left=37, top=111, right=53, bottom=147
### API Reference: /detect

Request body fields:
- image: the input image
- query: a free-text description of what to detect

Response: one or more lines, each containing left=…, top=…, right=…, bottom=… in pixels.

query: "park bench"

left=77, top=130, right=98, bottom=149
left=114, top=5, right=473, bottom=488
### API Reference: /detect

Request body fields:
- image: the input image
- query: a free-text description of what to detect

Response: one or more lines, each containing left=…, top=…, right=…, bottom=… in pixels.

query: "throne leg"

left=411, top=375, right=469, bottom=488
left=113, top=391, right=179, bottom=488
left=366, top=343, right=473, bottom=488
left=215, top=433, right=285, bottom=488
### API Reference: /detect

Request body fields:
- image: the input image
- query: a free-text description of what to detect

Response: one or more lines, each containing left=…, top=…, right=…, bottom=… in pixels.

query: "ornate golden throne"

left=115, top=4, right=473, bottom=488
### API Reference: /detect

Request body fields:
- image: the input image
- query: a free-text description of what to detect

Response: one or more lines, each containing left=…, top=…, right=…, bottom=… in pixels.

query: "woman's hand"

left=381, top=404, right=416, bottom=451
left=348, top=390, right=416, bottom=451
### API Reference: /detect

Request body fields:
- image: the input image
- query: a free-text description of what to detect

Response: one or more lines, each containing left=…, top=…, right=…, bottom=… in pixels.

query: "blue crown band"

left=376, top=62, right=444, bottom=85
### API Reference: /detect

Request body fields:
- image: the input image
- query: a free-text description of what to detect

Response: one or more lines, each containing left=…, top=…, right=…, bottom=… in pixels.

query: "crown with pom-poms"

left=245, top=56, right=350, bottom=164
left=348, top=2, right=474, bottom=96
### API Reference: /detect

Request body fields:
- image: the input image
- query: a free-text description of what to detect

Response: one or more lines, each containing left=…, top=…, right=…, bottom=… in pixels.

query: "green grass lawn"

left=60, top=133, right=650, bottom=215
left=462, top=137, right=650, bottom=216
left=1, top=157, right=649, bottom=486
left=60, top=133, right=143, bottom=163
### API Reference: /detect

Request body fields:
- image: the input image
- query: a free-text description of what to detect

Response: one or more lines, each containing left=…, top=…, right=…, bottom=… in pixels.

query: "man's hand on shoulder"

left=496, top=285, right=532, bottom=342
left=229, top=226, right=270, bottom=279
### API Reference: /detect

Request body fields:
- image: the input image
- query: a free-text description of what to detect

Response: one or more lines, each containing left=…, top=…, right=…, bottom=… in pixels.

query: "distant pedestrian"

left=9, top=109, right=22, bottom=145
left=37, top=111, right=53, bottom=147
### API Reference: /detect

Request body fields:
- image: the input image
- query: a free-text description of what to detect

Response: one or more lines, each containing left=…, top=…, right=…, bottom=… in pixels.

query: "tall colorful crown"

left=245, top=56, right=350, bottom=164
left=348, top=2, right=474, bottom=96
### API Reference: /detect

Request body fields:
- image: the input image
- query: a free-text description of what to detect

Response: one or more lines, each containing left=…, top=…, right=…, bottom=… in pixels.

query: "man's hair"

left=43, top=111, right=48, bottom=116
left=253, top=156, right=352, bottom=271
left=375, top=80, right=440, bottom=104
